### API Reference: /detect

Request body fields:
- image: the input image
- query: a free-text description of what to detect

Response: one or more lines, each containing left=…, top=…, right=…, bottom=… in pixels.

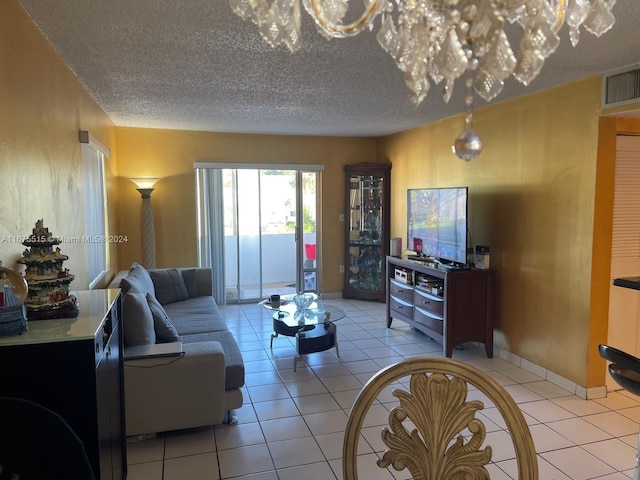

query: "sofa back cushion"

left=122, top=291, right=156, bottom=346
left=119, top=262, right=155, bottom=298
left=146, top=293, right=180, bottom=343
left=180, top=268, right=198, bottom=298
left=149, top=268, right=189, bottom=305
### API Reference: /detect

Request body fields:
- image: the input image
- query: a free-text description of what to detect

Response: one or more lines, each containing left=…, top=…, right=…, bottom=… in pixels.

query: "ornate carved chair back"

left=342, top=357, right=538, bottom=480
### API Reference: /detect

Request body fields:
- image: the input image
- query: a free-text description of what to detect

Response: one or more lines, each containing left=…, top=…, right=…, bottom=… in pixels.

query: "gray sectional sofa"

left=115, top=263, right=244, bottom=436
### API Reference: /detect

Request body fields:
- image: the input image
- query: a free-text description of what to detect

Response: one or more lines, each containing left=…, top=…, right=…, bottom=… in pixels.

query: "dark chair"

left=0, top=397, right=95, bottom=480
left=598, top=344, right=640, bottom=396
left=598, top=344, right=640, bottom=480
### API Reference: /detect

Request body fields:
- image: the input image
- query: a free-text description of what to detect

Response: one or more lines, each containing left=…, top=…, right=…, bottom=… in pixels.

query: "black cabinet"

left=343, top=162, right=391, bottom=302
left=0, top=290, right=126, bottom=479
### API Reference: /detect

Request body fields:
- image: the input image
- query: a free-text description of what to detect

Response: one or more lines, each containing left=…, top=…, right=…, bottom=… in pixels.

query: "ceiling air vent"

left=602, top=64, right=640, bottom=108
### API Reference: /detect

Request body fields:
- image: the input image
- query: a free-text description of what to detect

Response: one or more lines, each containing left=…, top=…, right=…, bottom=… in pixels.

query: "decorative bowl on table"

left=305, top=308, right=330, bottom=324
left=293, top=293, right=314, bottom=311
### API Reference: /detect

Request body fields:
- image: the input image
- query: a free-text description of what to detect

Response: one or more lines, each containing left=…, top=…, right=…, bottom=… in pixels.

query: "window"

left=80, top=131, right=109, bottom=288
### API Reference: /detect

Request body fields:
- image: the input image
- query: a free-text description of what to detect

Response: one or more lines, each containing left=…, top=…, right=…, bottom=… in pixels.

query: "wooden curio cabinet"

left=343, top=162, right=391, bottom=302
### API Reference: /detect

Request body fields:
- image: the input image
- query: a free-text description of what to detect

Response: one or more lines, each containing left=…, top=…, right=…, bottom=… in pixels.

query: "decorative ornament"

left=17, top=220, right=78, bottom=320
left=0, top=262, right=28, bottom=336
left=378, top=372, right=491, bottom=478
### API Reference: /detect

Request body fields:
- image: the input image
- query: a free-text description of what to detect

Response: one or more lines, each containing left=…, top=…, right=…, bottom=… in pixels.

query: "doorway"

left=606, top=134, right=640, bottom=390
left=196, top=165, right=321, bottom=304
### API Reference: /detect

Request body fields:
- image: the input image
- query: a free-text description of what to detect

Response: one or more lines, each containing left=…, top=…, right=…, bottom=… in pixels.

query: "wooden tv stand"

left=386, top=256, right=494, bottom=358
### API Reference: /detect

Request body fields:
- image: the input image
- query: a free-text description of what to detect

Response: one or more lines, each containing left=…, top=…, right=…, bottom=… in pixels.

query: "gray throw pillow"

left=181, top=268, right=198, bottom=298
left=122, top=291, right=156, bottom=346
left=149, top=268, right=189, bottom=305
left=120, top=262, right=155, bottom=297
left=146, top=293, right=180, bottom=343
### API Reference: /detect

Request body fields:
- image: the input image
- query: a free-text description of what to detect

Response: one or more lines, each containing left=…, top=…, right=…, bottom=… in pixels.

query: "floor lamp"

left=129, top=177, right=163, bottom=270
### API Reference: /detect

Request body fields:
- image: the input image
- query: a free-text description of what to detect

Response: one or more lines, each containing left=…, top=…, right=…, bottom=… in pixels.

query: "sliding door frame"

left=195, top=162, right=324, bottom=304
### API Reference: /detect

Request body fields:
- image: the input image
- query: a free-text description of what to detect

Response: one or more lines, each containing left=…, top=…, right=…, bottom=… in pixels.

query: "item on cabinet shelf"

left=415, top=276, right=443, bottom=296
left=474, top=245, right=490, bottom=270
left=0, top=303, right=27, bottom=337
left=394, top=268, right=413, bottom=285
left=0, top=264, right=28, bottom=337
left=390, top=237, right=402, bottom=257
left=16, top=220, right=78, bottom=320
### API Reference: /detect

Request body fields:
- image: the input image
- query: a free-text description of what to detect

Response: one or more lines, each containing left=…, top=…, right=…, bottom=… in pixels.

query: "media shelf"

left=386, top=256, right=494, bottom=358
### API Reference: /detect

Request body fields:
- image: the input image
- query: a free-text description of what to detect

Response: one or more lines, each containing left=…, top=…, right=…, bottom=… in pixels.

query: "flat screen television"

left=407, top=187, right=468, bottom=265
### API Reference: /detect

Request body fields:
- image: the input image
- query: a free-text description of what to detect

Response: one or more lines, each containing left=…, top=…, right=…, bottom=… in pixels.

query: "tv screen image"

left=407, top=187, right=468, bottom=265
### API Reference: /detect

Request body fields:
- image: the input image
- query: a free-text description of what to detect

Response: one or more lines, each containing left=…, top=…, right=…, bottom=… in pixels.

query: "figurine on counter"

left=1, top=271, right=20, bottom=306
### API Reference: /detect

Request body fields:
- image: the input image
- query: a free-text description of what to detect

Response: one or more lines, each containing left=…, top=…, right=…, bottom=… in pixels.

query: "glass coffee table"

left=260, top=294, right=345, bottom=371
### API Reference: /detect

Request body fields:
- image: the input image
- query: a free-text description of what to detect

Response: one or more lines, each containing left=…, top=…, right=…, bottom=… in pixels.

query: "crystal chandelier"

left=230, top=0, right=617, bottom=161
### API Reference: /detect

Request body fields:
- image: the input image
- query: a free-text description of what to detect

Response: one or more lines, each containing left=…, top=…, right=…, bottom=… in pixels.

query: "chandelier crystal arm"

left=553, top=0, right=568, bottom=32
left=304, top=0, right=384, bottom=38
left=230, top=0, right=617, bottom=161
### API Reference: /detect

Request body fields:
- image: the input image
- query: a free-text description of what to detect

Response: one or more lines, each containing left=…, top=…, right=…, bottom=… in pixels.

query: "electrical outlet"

left=339, top=213, right=344, bottom=222
left=339, top=264, right=345, bottom=273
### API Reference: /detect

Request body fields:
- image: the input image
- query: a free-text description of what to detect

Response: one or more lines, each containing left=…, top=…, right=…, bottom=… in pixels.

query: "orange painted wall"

left=588, top=116, right=640, bottom=387
left=0, top=0, right=117, bottom=288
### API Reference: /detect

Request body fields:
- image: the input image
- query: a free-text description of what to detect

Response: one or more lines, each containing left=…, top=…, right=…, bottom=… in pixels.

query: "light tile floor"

left=126, top=299, right=640, bottom=480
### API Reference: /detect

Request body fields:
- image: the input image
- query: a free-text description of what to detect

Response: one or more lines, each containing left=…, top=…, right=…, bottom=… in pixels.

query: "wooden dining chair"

left=343, top=356, right=538, bottom=480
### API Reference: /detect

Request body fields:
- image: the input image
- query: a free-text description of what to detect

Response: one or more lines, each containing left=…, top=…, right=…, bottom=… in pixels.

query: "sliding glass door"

left=197, top=165, right=320, bottom=304
left=299, top=171, right=318, bottom=293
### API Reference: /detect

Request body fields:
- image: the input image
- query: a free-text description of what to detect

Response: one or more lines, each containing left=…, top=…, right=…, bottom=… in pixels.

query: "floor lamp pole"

left=129, top=177, right=163, bottom=269
left=137, top=188, right=156, bottom=270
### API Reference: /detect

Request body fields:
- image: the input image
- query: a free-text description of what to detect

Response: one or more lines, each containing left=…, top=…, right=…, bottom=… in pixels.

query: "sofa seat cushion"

left=163, top=297, right=228, bottom=335
left=182, top=331, right=244, bottom=390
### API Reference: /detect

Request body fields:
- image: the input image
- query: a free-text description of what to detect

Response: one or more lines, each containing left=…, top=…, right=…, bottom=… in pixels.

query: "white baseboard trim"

left=490, top=344, right=607, bottom=400
left=329, top=295, right=610, bottom=400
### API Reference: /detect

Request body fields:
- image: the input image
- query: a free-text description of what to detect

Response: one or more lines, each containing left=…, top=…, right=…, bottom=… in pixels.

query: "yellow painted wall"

left=114, top=128, right=377, bottom=293
left=377, top=78, right=602, bottom=386
left=8, top=0, right=640, bottom=388
left=1, top=0, right=117, bottom=288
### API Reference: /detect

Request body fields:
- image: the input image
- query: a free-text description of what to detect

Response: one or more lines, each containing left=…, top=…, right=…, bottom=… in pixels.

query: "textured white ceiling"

left=18, top=0, right=640, bottom=137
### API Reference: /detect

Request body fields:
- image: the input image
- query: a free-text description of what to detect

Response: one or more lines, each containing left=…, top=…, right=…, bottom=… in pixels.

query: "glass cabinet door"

left=343, top=163, right=391, bottom=301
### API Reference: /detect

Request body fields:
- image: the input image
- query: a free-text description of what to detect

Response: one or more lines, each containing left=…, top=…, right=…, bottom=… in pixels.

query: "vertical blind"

left=611, top=135, right=640, bottom=259
left=82, top=143, right=107, bottom=288
left=196, top=168, right=227, bottom=305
